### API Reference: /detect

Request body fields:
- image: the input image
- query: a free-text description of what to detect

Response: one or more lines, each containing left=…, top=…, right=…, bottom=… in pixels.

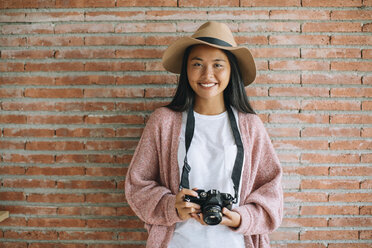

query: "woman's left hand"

left=220, top=208, right=241, bottom=228
left=192, top=208, right=241, bottom=228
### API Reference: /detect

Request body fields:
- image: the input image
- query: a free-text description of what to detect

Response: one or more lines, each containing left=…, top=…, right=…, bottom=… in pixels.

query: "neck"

left=193, top=97, right=226, bottom=115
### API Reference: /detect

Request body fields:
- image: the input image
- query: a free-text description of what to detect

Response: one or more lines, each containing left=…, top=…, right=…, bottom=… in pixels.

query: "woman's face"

left=187, top=45, right=231, bottom=104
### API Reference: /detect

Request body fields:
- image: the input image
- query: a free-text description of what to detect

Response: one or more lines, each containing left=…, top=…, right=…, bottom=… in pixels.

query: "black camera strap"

left=179, top=104, right=244, bottom=204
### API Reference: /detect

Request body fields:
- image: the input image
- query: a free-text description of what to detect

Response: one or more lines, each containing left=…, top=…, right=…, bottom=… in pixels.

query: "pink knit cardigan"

left=125, top=107, right=283, bottom=248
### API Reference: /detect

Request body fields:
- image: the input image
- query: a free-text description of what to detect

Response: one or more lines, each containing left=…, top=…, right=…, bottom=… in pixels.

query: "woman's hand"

left=175, top=188, right=201, bottom=221
left=220, top=208, right=241, bottom=228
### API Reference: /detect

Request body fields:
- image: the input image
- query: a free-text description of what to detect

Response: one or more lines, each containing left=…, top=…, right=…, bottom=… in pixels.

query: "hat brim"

left=162, top=36, right=256, bottom=86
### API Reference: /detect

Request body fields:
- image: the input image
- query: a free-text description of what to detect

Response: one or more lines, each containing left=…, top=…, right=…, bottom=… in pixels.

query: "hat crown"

left=191, top=21, right=237, bottom=47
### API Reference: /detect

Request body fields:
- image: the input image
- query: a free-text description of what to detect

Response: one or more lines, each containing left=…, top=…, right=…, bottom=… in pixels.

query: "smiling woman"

left=125, top=21, right=283, bottom=248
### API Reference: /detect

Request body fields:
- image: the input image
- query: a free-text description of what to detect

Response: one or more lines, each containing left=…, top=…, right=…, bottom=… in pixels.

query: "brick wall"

left=0, top=0, right=371, bottom=247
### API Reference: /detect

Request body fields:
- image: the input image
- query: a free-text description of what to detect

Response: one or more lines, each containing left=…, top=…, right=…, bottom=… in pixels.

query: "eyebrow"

left=190, top=56, right=226, bottom=62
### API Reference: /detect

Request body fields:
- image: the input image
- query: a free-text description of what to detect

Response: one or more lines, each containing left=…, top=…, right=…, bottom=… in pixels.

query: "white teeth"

left=200, top=83, right=215, bottom=87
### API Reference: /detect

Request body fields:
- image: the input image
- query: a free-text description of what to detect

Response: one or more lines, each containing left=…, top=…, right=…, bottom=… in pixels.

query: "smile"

left=199, top=83, right=217, bottom=88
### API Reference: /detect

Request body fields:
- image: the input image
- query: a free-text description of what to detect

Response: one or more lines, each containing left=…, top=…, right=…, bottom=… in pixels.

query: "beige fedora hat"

left=162, top=21, right=256, bottom=86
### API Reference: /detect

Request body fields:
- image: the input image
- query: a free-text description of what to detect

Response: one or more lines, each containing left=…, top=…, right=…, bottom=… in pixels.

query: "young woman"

left=125, top=21, right=283, bottom=248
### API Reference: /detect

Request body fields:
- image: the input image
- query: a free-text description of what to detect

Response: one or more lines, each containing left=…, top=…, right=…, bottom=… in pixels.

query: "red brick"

left=179, top=0, right=239, bottom=7
left=255, top=74, right=300, bottom=84
left=0, top=140, right=24, bottom=150
left=0, top=37, right=27, bottom=47
left=85, top=36, right=145, bottom=46
left=282, top=217, right=327, bottom=227
left=331, top=87, right=372, bottom=97
left=84, top=61, right=145, bottom=71
left=303, top=22, right=361, bottom=32
left=330, top=193, right=372, bottom=202
left=84, top=88, right=144, bottom=98
left=273, top=140, right=328, bottom=150
left=246, top=87, right=268, bottom=97
left=85, top=167, right=126, bottom=176
left=302, top=100, right=360, bottom=111
left=361, top=180, right=372, bottom=189
left=58, top=206, right=116, bottom=216
left=28, top=218, right=85, bottom=228
left=363, top=101, right=372, bottom=110
left=55, top=49, right=115, bottom=59
left=116, top=22, right=176, bottom=33
left=331, top=10, right=372, bottom=20
left=86, top=193, right=125, bottom=203
left=59, top=231, right=115, bottom=240
left=0, top=0, right=55, bottom=8
left=55, top=102, right=115, bottom=112
left=116, top=102, right=146, bottom=111
left=27, top=115, right=84, bottom=124
left=3, top=179, right=55, bottom=188
left=26, top=62, right=84, bottom=72
left=116, top=75, right=177, bottom=85
left=25, top=88, right=83, bottom=98
left=301, top=179, right=360, bottom=189
left=0, top=192, right=25, bottom=201
left=2, top=50, right=54, bottom=59
left=1, top=24, right=54, bottom=34
left=145, top=88, right=176, bottom=98
left=330, top=166, right=372, bottom=176
left=301, top=48, right=361, bottom=58
left=117, top=206, right=136, bottom=216
left=302, top=127, right=360, bottom=137
left=0, top=217, right=27, bottom=227
left=331, top=114, right=372, bottom=124
left=2, top=101, right=55, bottom=111
left=284, top=192, right=328, bottom=202
left=55, top=0, right=115, bottom=8
left=28, top=193, right=84, bottom=203
left=270, top=87, right=329, bottom=97
left=26, top=167, right=84, bottom=176
left=302, top=0, right=362, bottom=7
left=329, top=217, right=372, bottom=227
left=302, top=74, right=361, bottom=85
left=301, top=153, right=360, bottom=164
left=363, top=23, right=372, bottom=32
left=26, top=12, right=84, bottom=22
left=364, top=75, right=372, bottom=84
left=4, top=230, right=58, bottom=240
left=252, top=100, right=300, bottom=111
left=85, top=115, right=143, bottom=124
left=145, top=35, right=179, bottom=45
left=270, top=10, right=329, bottom=20
left=85, top=11, right=145, bottom=20
left=269, top=231, right=298, bottom=241
left=85, top=140, right=138, bottom=151
left=0, top=62, right=24, bottom=72
left=300, top=230, right=358, bottom=240
left=361, top=206, right=372, bottom=215
left=0, top=166, right=25, bottom=175
left=0, top=88, right=23, bottom=98
left=118, top=231, right=148, bottom=241
left=272, top=243, right=325, bottom=248
left=362, top=153, right=372, bottom=163
left=29, top=243, right=86, bottom=248
left=360, top=230, right=372, bottom=239
left=277, top=153, right=300, bottom=163
left=3, top=154, right=54, bottom=163
left=330, top=140, right=371, bottom=150
left=146, top=10, right=208, bottom=20
left=269, top=35, right=330, bottom=45
left=55, top=23, right=114, bottom=33
left=0, top=76, right=54, bottom=85
left=332, top=35, right=372, bottom=45
left=1, top=205, right=56, bottom=215
left=56, top=128, right=115, bottom=137
left=0, top=242, right=26, bottom=248
left=269, top=113, right=329, bottom=124
left=86, top=219, right=143, bottom=228
left=0, top=12, right=26, bottom=22
left=26, top=141, right=84, bottom=151
left=270, top=60, right=329, bottom=71
left=57, top=180, right=115, bottom=189
left=332, top=61, right=372, bottom=71
left=27, top=36, right=84, bottom=46
left=55, top=75, right=115, bottom=85
left=301, top=206, right=359, bottom=215
left=250, top=47, right=299, bottom=58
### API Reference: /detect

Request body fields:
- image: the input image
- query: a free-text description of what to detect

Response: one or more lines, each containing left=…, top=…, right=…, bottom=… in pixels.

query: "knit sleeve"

left=124, top=109, right=183, bottom=226
left=232, top=115, right=283, bottom=235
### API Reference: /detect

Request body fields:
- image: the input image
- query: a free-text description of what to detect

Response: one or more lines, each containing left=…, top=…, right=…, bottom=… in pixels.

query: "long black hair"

left=165, top=45, right=256, bottom=114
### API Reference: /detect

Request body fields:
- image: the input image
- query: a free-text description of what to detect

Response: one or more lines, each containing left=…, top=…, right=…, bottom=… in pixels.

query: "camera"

left=184, top=189, right=234, bottom=225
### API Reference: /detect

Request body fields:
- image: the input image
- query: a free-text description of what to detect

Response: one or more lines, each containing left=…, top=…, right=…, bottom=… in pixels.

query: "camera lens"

left=203, top=205, right=222, bottom=225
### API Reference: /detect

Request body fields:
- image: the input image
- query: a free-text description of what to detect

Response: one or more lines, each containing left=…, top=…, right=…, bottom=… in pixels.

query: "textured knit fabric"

left=125, top=107, right=283, bottom=248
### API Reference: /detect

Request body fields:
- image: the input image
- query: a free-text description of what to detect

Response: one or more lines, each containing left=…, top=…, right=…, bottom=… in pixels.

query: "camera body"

left=184, top=189, right=234, bottom=225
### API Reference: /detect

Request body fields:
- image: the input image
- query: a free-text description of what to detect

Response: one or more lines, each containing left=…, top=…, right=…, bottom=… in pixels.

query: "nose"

left=201, top=65, right=215, bottom=81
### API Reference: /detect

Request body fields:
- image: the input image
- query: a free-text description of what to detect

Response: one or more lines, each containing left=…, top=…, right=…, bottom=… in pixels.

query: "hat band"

left=196, top=37, right=233, bottom=47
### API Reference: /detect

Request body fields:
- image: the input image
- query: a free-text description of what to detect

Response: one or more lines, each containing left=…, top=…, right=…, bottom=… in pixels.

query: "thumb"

left=222, top=207, right=231, bottom=217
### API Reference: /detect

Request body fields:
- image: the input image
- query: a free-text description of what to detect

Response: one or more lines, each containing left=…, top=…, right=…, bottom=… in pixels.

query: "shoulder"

left=146, top=107, right=181, bottom=129
left=238, top=112, right=266, bottom=131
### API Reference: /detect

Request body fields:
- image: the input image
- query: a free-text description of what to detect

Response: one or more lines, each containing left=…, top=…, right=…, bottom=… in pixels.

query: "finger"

left=182, top=188, right=199, bottom=197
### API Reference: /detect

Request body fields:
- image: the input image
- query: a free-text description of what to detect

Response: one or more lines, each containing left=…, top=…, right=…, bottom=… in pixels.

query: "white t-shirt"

left=168, top=108, right=245, bottom=248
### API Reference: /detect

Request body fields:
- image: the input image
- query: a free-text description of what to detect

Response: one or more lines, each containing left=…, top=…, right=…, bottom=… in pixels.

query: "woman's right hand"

left=175, top=188, right=201, bottom=221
